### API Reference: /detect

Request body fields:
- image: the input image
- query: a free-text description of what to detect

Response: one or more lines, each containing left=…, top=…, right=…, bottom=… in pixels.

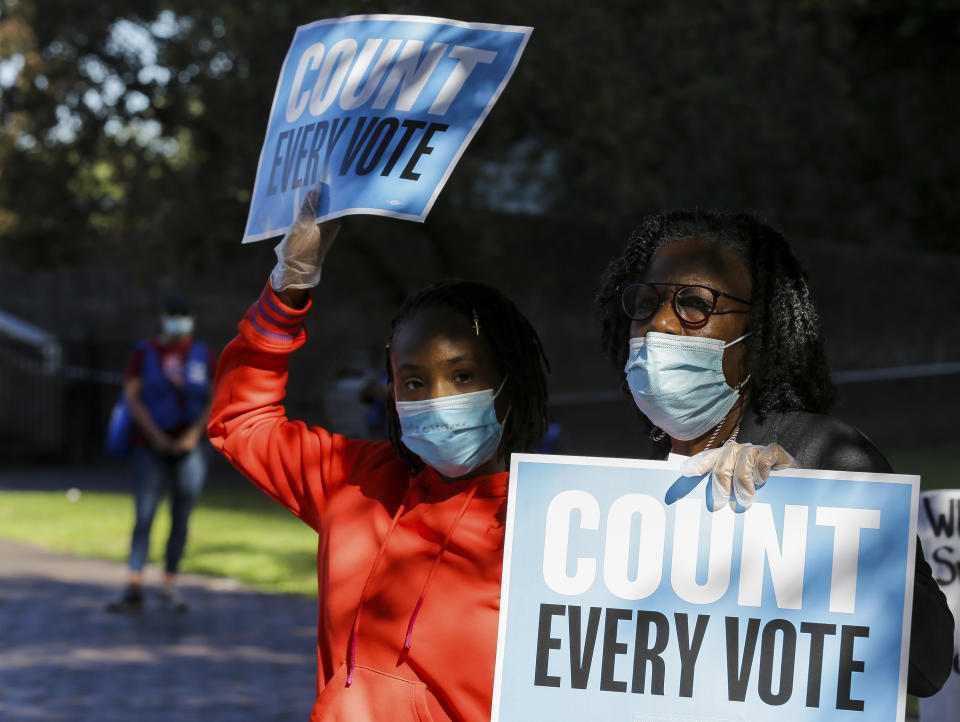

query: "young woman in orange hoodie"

left=207, top=192, right=550, bottom=721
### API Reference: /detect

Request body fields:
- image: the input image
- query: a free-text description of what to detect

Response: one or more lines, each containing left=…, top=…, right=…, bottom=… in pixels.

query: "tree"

left=1, top=0, right=958, bottom=281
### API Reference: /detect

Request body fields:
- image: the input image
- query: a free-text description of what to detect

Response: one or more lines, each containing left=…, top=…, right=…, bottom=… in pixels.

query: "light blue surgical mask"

left=624, top=332, right=750, bottom=441
left=396, top=379, right=508, bottom=478
left=162, top=315, right=194, bottom=337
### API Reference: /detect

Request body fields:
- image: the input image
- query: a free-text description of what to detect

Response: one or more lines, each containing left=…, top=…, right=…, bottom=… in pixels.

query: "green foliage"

left=0, top=0, right=958, bottom=276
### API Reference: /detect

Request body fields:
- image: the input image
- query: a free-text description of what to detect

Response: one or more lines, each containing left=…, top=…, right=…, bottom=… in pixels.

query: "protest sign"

left=242, top=14, right=532, bottom=243
left=917, top=489, right=960, bottom=721
left=493, top=454, right=919, bottom=722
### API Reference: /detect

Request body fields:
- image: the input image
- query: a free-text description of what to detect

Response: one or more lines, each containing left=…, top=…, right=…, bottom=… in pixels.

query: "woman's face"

left=630, top=236, right=752, bottom=388
left=389, top=306, right=508, bottom=418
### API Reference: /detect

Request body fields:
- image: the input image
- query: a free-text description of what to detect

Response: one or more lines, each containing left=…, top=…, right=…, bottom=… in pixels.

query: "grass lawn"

left=1, top=442, right=955, bottom=598
left=0, top=482, right=318, bottom=596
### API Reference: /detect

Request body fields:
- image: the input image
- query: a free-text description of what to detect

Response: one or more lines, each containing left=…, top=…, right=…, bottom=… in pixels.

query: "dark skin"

left=630, top=236, right=752, bottom=457
left=276, top=288, right=310, bottom=309
left=389, top=306, right=510, bottom=480
left=278, top=288, right=510, bottom=480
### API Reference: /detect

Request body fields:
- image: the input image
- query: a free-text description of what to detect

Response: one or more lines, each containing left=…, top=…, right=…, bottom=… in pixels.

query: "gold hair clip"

left=472, top=310, right=481, bottom=336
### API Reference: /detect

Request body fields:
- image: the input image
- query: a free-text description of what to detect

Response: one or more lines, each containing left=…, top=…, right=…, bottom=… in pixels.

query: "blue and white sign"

left=493, top=454, right=919, bottom=722
left=243, top=14, right=532, bottom=243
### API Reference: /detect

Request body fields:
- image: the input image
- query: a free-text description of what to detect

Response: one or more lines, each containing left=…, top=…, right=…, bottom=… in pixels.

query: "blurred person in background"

left=107, top=295, right=215, bottom=614
left=595, top=209, right=954, bottom=697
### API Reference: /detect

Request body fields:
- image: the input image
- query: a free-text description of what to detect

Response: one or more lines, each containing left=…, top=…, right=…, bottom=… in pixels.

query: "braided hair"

left=385, top=279, right=550, bottom=470
left=596, top=210, right=835, bottom=430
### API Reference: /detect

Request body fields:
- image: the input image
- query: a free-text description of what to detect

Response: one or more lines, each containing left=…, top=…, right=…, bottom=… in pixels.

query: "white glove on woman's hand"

left=679, top=442, right=797, bottom=510
left=269, top=189, right=341, bottom=292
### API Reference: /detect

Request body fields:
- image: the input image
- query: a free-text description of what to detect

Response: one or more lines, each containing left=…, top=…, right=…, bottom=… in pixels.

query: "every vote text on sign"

left=243, top=14, right=531, bottom=243
left=492, top=454, right=919, bottom=721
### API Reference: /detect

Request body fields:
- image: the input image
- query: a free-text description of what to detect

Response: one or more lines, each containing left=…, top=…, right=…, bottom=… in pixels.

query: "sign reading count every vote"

left=493, top=454, right=919, bottom=721
left=242, top=15, right=532, bottom=243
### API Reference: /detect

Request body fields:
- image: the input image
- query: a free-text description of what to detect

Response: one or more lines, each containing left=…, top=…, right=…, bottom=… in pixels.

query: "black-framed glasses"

left=620, top=282, right=751, bottom=328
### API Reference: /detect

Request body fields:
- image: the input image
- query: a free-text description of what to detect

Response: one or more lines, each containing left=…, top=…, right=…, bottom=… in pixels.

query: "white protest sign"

left=493, top=454, right=920, bottom=721
left=917, top=489, right=960, bottom=721
left=243, top=14, right=532, bottom=243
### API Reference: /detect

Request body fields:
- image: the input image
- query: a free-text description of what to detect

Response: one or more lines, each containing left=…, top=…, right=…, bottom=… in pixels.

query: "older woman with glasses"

left=594, top=209, right=953, bottom=698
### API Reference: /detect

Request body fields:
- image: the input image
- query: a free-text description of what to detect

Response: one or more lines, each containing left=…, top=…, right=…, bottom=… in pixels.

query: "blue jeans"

left=128, top=443, right=207, bottom=574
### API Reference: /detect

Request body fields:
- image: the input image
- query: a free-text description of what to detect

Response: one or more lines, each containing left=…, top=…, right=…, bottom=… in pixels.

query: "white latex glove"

left=679, top=442, right=797, bottom=510
left=269, top=189, right=340, bottom=292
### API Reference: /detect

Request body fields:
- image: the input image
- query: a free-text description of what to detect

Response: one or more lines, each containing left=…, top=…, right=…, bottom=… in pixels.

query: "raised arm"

left=208, top=190, right=343, bottom=529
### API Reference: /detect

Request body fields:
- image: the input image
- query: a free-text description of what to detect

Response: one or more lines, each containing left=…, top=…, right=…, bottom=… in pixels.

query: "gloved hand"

left=679, top=442, right=797, bottom=510
left=269, top=188, right=341, bottom=292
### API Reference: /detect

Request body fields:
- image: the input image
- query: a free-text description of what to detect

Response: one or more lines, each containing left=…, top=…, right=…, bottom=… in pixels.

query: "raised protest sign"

left=493, top=454, right=919, bottom=722
left=242, top=14, right=532, bottom=243
left=917, top=490, right=960, bottom=721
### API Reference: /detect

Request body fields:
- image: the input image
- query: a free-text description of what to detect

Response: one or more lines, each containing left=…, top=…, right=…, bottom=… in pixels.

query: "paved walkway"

left=0, top=465, right=318, bottom=722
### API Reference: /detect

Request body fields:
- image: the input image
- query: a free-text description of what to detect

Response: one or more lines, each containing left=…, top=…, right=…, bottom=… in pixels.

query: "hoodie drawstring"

left=403, top=482, right=479, bottom=652
left=346, top=476, right=416, bottom=686
left=346, top=477, right=481, bottom=686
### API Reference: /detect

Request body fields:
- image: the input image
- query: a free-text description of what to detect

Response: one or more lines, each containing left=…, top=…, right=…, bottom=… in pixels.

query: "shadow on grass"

left=182, top=542, right=318, bottom=595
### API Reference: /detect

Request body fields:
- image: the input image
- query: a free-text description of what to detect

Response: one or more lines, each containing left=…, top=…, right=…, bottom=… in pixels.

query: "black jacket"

left=738, top=410, right=954, bottom=697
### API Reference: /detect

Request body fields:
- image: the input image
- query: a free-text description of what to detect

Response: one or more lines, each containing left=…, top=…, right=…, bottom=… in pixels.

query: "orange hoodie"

left=208, top=284, right=508, bottom=722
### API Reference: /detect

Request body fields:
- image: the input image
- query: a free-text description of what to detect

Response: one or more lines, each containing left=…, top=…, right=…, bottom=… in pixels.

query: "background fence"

left=0, top=310, right=64, bottom=458
left=2, top=226, right=958, bottom=465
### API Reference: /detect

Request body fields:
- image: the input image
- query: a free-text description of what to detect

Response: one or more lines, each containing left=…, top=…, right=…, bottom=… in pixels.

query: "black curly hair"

left=596, top=210, right=836, bottom=429
left=384, top=279, right=550, bottom=471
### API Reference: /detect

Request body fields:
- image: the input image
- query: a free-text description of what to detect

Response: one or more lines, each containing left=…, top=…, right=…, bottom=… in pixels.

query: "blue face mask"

left=162, top=315, right=194, bottom=337
left=624, top=332, right=750, bottom=441
left=396, top=379, right=508, bottom=478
